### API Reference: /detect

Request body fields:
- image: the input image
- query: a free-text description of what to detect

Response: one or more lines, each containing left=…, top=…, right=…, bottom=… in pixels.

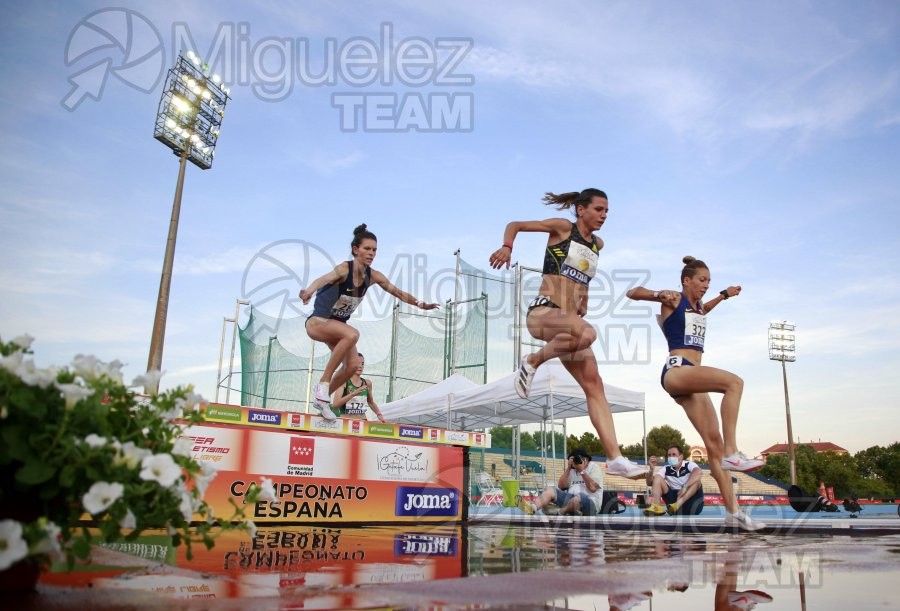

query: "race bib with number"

left=344, top=395, right=368, bottom=417
left=331, top=294, right=363, bottom=321
left=683, top=311, right=706, bottom=347
left=560, top=242, right=599, bottom=286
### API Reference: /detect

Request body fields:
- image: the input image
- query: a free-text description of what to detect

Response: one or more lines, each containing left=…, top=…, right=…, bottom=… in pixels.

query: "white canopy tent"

left=380, top=373, right=480, bottom=425
left=380, top=360, right=647, bottom=466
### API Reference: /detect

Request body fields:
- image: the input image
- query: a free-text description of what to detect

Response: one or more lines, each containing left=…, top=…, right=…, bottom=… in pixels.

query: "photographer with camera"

left=517, top=448, right=603, bottom=516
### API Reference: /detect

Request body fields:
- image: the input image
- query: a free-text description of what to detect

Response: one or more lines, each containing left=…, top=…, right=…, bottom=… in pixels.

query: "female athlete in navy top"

left=488, top=189, right=647, bottom=480
left=299, top=224, right=439, bottom=419
left=626, top=256, right=765, bottom=531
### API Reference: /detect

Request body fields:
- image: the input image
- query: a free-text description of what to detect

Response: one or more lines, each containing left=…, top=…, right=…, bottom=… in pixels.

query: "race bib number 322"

left=683, top=312, right=706, bottom=347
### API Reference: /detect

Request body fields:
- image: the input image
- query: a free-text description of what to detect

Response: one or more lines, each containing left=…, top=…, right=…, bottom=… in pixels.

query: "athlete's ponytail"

left=542, top=188, right=608, bottom=211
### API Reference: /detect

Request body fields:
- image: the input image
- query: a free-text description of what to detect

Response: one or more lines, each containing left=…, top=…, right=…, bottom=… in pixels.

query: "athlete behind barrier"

left=299, top=224, right=439, bottom=420
left=626, top=256, right=766, bottom=531
left=489, top=188, right=647, bottom=480
left=331, top=352, right=385, bottom=422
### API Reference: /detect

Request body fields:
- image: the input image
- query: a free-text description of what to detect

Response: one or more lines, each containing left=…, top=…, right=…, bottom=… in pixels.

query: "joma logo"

left=395, top=486, right=458, bottom=517
left=248, top=410, right=281, bottom=424
left=402, top=494, right=451, bottom=511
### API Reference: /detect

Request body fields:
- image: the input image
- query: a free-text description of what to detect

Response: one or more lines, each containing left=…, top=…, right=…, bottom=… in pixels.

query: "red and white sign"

left=289, top=437, right=315, bottom=466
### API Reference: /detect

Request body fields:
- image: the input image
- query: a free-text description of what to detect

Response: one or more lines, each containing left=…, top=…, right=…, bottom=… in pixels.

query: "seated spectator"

left=643, top=445, right=704, bottom=516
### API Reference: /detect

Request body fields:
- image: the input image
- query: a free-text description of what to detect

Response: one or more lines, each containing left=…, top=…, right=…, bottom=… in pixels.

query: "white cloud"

left=301, top=149, right=366, bottom=176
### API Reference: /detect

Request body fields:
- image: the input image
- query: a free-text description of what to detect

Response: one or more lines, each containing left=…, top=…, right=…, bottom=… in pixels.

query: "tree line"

left=489, top=426, right=900, bottom=498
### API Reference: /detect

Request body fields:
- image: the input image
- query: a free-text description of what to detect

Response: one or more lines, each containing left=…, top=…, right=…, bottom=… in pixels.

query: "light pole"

left=768, top=320, right=797, bottom=485
left=147, top=51, right=230, bottom=390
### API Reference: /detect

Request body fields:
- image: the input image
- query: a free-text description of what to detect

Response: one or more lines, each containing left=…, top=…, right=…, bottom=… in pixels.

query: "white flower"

left=179, top=490, right=195, bottom=522
left=84, top=433, right=107, bottom=448
left=71, top=354, right=101, bottom=380
left=0, top=406, right=7, bottom=419
left=17, top=360, right=58, bottom=388
left=71, top=354, right=123, bottom=383
left=242, top=519, right=257, bottom=540
left=102, top=359, right=125, bottom=384
left=31, top=521, right=63, bottom=561
left=116, top=441, right=151, bottom=469
left=132, top=370, right=164, bottom=396
left=56, top=382, right=95, bottom=410
left=175, top=391, right=205, bottom=414
left=119, top=510, right=136, bottom=529
left=258, top=477, right=279, bottom=504
left=194, top=460, right=219, bottom=497
left=140, top=453, right=181, bottom=487
left=0, top=351, right=23, bottom=374
left=0, top=520, right=28, bottom=571
left=157, top=405, right=181, bottom=420
left=82, top=481, right=124, bottom=515
left=10, top=334, right=35, bottom=350
left=171, top=436, right=193, bottom=457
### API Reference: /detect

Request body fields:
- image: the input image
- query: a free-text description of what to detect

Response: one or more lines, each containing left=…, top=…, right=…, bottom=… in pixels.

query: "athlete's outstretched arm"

left=370, top=270, right=440, bottom=310
left=703, top=285, right=741, bottom=313
left=625, top=287, right=680, bottom=307
left=489, top=218, right=572, bottom=269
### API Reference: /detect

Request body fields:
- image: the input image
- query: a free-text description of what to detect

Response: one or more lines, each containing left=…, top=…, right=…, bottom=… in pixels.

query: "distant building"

left=688, top=445, right=708, bottom=463
left=761, top=441, right=848, bottom=459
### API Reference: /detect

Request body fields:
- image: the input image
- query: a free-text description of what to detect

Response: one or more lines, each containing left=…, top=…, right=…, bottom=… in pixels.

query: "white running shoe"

left=606, top=456, right=649, bottom=479
left=722, top=451, right=765, bottom=472
left=514, top=356, right=537, bottom=399
left=608, top=591, right=651, bottom=611
left=727, top=590, right=773, bottom=609
left=313, top=382, right=330, bottom=406
left=725, top=509, right=766, bottom=532
left=313, top=383, right=335, bottom=420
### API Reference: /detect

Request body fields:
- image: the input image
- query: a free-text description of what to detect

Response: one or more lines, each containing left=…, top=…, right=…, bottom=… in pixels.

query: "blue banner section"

left=399, top=426, right=424, bottom=439
left=394, top=533, right=459, bottom=556
left=247, top=410, right=283, bottom=426
left=394, top=486, right=459, bottom=517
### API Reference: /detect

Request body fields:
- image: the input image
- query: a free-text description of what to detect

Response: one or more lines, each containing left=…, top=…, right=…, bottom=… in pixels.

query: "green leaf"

left=1, top=425, right=31, bottom=460
left=16, top=460, right=56, bottom=484
left=72, top=536, right=91, bottom=559
left=59, top=464, right=76, bottom=487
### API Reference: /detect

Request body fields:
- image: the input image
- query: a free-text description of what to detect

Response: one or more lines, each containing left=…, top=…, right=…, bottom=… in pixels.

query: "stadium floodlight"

left=146, top=51, right=230, bottom=388
left=768, top=320, right=797, bottom=485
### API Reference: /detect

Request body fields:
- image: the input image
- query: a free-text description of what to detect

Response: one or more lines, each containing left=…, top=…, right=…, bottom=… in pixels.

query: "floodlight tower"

left=147, top=51, right=230, bottom=390
left=768, top=320, right=797, bottom=485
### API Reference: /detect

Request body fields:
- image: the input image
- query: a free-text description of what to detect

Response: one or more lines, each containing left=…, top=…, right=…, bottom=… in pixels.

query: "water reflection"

left=37, top=524, right=900, bottom=609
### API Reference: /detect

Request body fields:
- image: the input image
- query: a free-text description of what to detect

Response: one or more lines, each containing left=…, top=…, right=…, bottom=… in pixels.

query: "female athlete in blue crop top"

left=300, top=224, right=439, bottom=420
left=626, top=256, right=766, bottom=531
left=488, top=189, right=647, bottom=480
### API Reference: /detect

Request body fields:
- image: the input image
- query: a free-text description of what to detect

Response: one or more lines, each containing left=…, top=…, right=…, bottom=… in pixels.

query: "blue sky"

left=2, top=1, right=899, bottom=456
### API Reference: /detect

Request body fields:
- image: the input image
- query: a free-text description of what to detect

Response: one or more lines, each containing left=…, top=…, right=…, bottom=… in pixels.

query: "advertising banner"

left=201, top=403, right=491, bottom=448
left=184, top=422, right=467, bottom=523
left=41, top=526, right=464, bottom=606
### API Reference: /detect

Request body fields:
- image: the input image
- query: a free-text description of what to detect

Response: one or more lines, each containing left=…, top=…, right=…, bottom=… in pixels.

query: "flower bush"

left=0, top=334, right=271, bottom=572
